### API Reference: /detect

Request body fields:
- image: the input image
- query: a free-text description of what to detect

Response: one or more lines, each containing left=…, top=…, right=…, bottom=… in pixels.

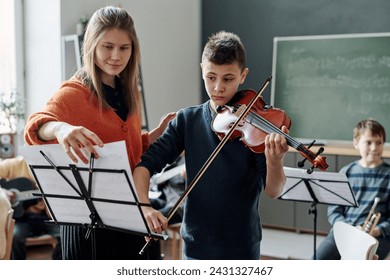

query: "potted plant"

left=0, top=90, right=24, bottom=133
left=0, top=90, right=24, bottom=158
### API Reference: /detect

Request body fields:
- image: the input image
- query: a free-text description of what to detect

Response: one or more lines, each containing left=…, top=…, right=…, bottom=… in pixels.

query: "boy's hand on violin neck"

left=264, top=126, right=289, bottom=162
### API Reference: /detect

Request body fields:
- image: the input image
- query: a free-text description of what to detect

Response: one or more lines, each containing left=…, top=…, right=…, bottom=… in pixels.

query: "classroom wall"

left=23, top=0, right=390, bottom=141
left=201, top=0, right=390, bottom=107
left=201, top=0, right=390, bottom=233
left=23, top=0, right=201, bottom=134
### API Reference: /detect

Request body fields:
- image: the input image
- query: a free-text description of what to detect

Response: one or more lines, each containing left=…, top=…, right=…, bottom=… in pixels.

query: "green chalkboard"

left=271, top=33, right=390, bottom=142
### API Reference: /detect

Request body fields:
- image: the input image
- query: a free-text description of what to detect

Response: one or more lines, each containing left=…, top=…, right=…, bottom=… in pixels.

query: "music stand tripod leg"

left=309, top=202, right=318, bottom=260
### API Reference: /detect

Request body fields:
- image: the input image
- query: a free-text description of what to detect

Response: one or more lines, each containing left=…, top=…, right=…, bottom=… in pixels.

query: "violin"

left=212, top=88, right=328, bottom=173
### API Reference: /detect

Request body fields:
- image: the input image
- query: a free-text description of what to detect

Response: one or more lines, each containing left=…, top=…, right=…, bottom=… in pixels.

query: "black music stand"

left=24, top=147, right=167, bottom=259
left=278, top=167, right=358, bottom=260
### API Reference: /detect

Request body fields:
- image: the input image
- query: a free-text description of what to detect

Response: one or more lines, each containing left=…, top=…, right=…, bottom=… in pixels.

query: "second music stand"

left=278, top=167, right=358, bottom=260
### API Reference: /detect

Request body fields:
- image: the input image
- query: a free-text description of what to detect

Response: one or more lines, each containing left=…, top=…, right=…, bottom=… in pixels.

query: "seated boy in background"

left=316, top=119, right=390, bottom=259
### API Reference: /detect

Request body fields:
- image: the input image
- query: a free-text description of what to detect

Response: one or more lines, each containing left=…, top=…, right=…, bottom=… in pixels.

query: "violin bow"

left=139, top=76, right=272, bottom=255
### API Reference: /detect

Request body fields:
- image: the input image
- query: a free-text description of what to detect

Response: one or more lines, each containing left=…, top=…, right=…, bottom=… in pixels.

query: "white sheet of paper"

left=280, top=167, right=357, bottom=206
left=18, top=141, right=154, bottom=236
left=19, top=140, right=134, bottom=185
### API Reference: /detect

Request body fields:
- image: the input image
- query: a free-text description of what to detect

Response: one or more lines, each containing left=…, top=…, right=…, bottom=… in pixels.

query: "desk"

left=288, top=141, right=390, bottom=157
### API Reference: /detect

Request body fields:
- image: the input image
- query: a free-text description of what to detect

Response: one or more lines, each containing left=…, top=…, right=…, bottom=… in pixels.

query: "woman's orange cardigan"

left=24, top=80, right=149, bottom=171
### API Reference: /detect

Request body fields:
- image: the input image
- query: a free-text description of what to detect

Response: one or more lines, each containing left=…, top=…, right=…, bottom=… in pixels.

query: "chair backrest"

left=25, top=234, right=58, bottom=248
left=1, top=209, right=15, bottom=260
left=334, top=221, right=378, bottom=260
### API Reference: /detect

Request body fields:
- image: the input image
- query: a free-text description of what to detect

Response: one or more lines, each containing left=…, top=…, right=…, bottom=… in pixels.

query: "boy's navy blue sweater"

left=138, top=101, right=267, bottom=259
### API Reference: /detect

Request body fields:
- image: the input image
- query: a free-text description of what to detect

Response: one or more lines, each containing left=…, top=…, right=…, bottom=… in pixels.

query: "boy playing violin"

left=133, top=31, right=289, bottom=260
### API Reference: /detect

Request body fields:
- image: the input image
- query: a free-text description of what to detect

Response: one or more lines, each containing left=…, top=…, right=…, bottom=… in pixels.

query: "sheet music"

left=93, top=201, right=148, bottom=233
left=19, top=141, right=133, bottom=178
left=45, top=197, right=91, bottom=224
left=18, top=141, right=158, bottom=237
left=20, top=140, right=135, bottom=195
left=280, top=167, right=358, bottom=207
left=283, top=167, right=349, bottom=182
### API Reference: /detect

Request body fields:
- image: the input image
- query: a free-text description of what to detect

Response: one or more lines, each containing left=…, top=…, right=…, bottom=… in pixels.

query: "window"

left=0, top=0, right=24, bottom=134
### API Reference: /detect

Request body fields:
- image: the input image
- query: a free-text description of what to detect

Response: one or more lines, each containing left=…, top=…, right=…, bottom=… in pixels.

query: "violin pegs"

left=317, top=147, right=324, bottom=155
left=297, top=158, right=307, bottom=168
left=307, top=140, right=316, bottom=149
left=297, top=140, right=316, bottom=168
left=307, top=166, right=314, bottom=174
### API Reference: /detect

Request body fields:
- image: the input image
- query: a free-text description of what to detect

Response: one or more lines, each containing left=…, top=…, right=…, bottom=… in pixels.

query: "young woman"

left=24, top=6, right=174, bottom=260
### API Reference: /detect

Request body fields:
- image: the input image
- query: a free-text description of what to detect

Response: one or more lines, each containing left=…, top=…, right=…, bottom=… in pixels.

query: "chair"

left=1, top=209, right=15, bottom=260
left=25, top=234, right=58, bottom=248
left=333, top=221, right=378, bottom=260
left=24, top=234, right=58, bottom=260
left=165, top=223, right=182, bottom=260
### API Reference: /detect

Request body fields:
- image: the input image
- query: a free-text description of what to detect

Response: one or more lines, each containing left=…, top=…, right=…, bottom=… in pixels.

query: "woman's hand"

left=39, top=121, right=104, bottom=164
left=148, top=112, right=176, bottom=143
left=55, top=123, right=104, bottom=164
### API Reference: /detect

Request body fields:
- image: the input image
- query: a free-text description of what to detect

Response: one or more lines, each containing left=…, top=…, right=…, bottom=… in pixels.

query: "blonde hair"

left=75, top=6, right=141, bottom=116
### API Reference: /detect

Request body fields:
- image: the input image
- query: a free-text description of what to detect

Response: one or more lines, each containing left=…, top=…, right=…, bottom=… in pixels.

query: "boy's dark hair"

left=202, top=31, right=246, bottom=71
left=353, top=119, right=386, bottom=142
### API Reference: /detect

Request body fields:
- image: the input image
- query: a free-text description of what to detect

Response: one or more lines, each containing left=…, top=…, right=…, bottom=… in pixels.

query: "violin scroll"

left=298, top=147, right=328, bottom=174
left=297, top=141, right=328, bottom=173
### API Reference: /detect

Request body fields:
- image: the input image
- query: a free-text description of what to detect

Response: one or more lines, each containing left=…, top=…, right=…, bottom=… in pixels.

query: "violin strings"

left=249, top=112, right=314, bottom=158
left=233, top=104, right=313, bottom=158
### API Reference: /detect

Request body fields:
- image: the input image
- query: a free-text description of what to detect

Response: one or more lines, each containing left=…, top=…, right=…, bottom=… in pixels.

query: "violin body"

left=212, top=89, right=291, bottom=153
left=212, top=89, right=328, bottom=172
